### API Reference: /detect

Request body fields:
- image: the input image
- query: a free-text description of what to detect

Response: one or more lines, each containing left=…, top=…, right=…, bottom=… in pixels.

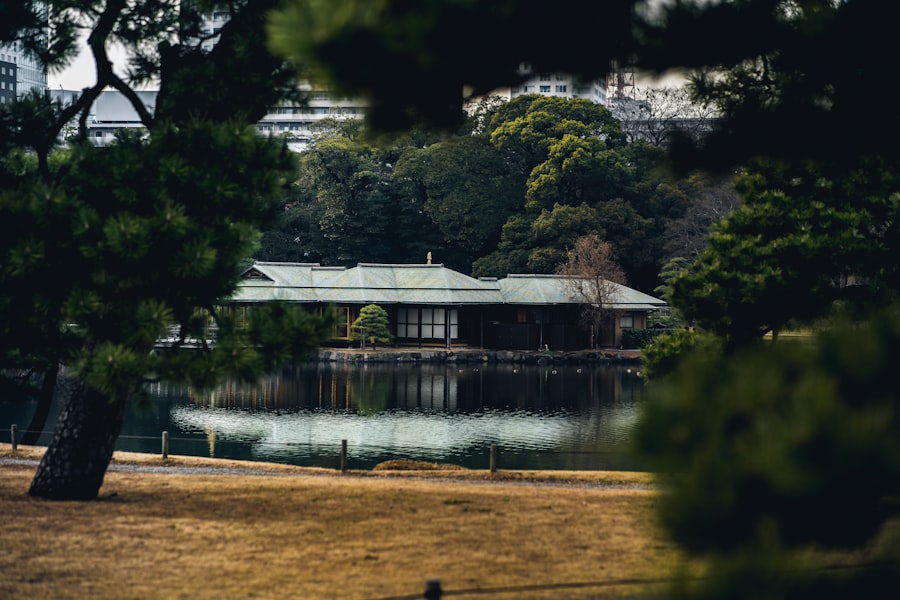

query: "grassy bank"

left=2, top=447, right=674, bottom=599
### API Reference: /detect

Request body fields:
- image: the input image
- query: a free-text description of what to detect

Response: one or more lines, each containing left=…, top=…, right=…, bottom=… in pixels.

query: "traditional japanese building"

left=229, top=262, right=666, bottom=350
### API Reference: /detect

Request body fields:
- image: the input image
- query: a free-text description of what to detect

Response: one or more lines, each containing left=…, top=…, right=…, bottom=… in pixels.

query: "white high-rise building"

left=509, top=63, right=608, bottom=104
left=0, top=42, right=48, bottom=103
left=50, top=87, right=367, bottom=152
left=0, top=51, right=16, bottom=105
left=0, top=2, right=49, bottom=102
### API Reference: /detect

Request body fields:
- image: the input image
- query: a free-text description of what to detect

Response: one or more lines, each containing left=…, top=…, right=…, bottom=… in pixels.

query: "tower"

left=606, top=62, right=635, bottom=103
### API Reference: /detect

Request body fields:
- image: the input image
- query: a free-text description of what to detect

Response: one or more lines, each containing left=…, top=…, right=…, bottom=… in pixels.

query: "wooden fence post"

left=490, top=443, right=497, bottom=474
left=424, top=578, right=443, bottom=600
left=161, top=431, right=169, bottom=459
left=11, top=424, right=18, bottom=455
left=340, top=439, right=347, bottom=474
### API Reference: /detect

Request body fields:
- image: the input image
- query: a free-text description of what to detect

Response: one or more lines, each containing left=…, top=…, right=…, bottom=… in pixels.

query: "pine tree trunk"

left=28, top=381, right=128, bottom=501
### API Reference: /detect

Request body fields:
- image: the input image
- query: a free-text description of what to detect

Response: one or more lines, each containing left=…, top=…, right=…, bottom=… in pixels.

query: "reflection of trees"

left=167, top=363, right=643, bottom=416
left=144, top=364, right=647, bottom=469
left=188, top=375, right=285, bottom=411
left=350, top=370, right=391, bottom=415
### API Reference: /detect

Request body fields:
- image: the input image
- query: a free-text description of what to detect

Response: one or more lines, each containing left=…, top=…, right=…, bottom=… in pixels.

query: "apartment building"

left=0, top=42, right=48, bottom=102
left=1, top=1, right=48, bottom=101
left=50, top=87, right=366, bottom=151
left=0, top=55, right=16, bottom=104
left=508, top=63, right=608, bottom=104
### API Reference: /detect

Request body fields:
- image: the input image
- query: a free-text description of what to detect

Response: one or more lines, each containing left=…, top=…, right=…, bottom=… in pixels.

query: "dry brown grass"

left=372, top=459, right=469, bottom=471
left=1, top=447, right=677, bottom=600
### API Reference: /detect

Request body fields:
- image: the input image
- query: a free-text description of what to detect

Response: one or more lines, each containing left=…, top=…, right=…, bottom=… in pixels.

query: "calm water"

left=2, top=362, right=646, bottom=471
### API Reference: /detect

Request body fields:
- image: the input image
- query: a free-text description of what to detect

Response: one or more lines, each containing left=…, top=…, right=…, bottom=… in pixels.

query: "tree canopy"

left=256, top=95, right=703, bottom=291
left=555, top=233, right=626, bottom=348
left=350, top=304, right=392, bottom=348
left=2, top=1, right=332, bottom=500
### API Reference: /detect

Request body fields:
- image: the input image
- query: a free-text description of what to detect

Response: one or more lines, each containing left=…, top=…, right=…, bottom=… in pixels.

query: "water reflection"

left=145, top=362, right=645, bottom=471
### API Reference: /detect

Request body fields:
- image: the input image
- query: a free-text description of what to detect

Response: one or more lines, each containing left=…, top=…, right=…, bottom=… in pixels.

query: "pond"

left=1, top=362, right=647, bottom=471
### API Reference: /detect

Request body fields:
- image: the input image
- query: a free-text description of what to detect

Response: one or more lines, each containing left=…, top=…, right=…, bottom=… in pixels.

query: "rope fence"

left=377, top=562, right=896, bottom=600
left=376, top=575, right=674, bottom=599
left=2, top=424, right=641, bottom=472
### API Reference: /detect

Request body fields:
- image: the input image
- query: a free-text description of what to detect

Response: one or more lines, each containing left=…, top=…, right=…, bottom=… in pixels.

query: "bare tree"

left=608, top=86, right=719, bottom=147
left=664, top=177, right=741, bottom=260
left=556, top=234, right=627, bottom=348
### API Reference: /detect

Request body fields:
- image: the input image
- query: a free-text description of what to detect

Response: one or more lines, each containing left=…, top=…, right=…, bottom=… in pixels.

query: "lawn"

left=1, top=447, right=675, bottom=599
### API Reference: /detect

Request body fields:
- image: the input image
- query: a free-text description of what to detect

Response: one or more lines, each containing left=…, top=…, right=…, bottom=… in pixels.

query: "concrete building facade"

left=0, top=2, right=48, bottom=100
left=0, top=41, right=47, bottom=101
left=0, top=56, right=15, bottom=105
left=50, top=87, right=367, bottom=152
left=509, top=63, right=608, bottom=104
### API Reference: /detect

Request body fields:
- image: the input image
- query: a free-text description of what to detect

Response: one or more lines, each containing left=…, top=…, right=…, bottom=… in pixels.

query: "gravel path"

left=1, top=456, right=655, bottom=490
left=1, top=456, right=314, bottom=478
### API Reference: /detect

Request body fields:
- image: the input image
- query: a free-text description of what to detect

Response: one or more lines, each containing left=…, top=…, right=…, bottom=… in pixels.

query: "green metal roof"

left=498, top=274, right=667, bottom=310
left=230, top=262, right=666, bottom=310
left=232, top=262, right=505, bottom=305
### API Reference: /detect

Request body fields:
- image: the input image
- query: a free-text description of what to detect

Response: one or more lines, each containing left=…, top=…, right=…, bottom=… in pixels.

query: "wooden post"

left=424, top=579, right=443, bottom=600
left=161, top=431, right=169, bottom=459
left=11, top=424, right=18, bottom=455
left=490, top=443, right=497, bottom=474
left=340, top=439, right=347, bottom=474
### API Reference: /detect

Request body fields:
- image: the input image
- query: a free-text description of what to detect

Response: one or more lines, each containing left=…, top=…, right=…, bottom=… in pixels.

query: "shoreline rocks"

left=316, top=348, right=641, bottom=365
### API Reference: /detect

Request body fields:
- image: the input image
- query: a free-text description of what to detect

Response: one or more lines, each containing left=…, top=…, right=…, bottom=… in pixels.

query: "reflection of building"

left=230, top=262, right=666, bottom=350
left=167, top=363, right=642, bottom=466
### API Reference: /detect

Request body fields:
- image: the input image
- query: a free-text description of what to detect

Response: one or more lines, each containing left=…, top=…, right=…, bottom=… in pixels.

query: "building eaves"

left=230, top=263, right=663, bottom=308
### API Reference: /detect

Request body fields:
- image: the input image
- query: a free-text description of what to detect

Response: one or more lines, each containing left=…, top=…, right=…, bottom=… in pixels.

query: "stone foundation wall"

left=316, top=349, right=640, bottom=364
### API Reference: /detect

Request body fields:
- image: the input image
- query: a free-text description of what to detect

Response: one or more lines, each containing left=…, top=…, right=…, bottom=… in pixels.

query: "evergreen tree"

left=2, top=1, right=332, bottom=500
left=350, top=304, right=392, bottom=349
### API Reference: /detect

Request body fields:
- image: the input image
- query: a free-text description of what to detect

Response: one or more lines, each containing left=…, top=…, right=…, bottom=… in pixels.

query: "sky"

left=48, top=56, right=92, bottom=90
left=47, top=38, right=129, bottom=90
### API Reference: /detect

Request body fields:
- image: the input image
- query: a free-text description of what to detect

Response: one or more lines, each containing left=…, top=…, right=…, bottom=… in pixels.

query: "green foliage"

left=636, top=311, right=900, bottom=594
left=641, top=2, right=900, bottom=173
left=276, top=127, right=463, bottom=267
left=620, top=328, right=674, bottom=351
left=3, top=1, right=337, bottom=498
left=350, top=304, right=392, bottom=347
left=673, top=160, right=900, bottom=346
left=468, top=97, right=685, bottom=288
left=260, top=94, right=692, bottom=288
left=2, top=115, right=332, bottom=394
left=257, top=92, right=708, bottom=292
left=393, top=135, right=521, bottom=255
left=654, top=256, right=691, bottom=305
left=640, top=328, right=720, bottom=381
